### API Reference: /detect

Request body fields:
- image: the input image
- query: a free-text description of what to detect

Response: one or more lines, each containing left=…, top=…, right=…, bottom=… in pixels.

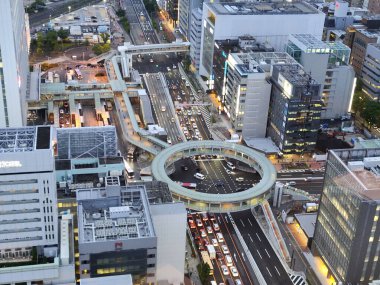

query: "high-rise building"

left=223, top=53, right=272, bottom=139
left=0, top=0, right=29, bottom=127
left=344, top=17, right=380, bottom=75
left=178, top=0, right=202, bottom=39
left=213, top=36, right=273, bottom=100
left=362, top=44, right=380, bottom=101
left=286, top=34, right=355, bottom=119
left=313, top=147, right=380, bottom=284
left=0, top=126, right=58, bottom=254
left=199, top=1, right=324, bottom=77
left=189, top=8, right=202, bottom=70
left=267, top=64, right=322, bottom=154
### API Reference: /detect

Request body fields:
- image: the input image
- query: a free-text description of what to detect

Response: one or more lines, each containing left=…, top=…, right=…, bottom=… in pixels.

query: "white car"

left=230, top=266, right=239, bottom=277
left=235, top=279, right=242, bottom=285
left=167, top=139, right=172, bottom=144
left=211, top=238, right=218, bottom=247
left=206, top=226, right=213, bottom=234
left=221, top=265, right=229, bottom=276
left=222, top=245, right=229, bottom=254
left=235, top=177, right=244, bottom=182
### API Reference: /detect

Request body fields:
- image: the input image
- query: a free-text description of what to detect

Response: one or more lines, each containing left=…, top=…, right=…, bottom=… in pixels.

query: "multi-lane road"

left=145, top=73, right=183, bottom=144
left=230, top=210, right=294, bottom=285
left=277, top=171, right=325, bottom=194
left=121, top=0, right=159, bottom=44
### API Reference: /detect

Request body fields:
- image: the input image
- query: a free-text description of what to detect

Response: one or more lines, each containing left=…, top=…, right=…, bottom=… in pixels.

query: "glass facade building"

left=313, top=148, right=380, bottom=283
left=267, top=64, right=322, bottom=154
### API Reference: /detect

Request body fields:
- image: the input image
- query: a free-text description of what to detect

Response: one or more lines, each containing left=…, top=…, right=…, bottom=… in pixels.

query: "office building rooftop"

left=207, top=1, right=319, bottom=15
left=332, top=148, right=380, bottom=200
left=77, top=185, right=155, bottom=243
left=274, top=64, right=318, bottom=86
left=231, top=52, right=298, bottom=73
left=0, top=126, right=51, bottom=153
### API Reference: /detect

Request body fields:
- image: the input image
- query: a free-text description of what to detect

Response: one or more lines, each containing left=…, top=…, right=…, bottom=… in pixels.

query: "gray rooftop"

left=77, top=185, right=155, bottom=244
left=207, top=1, right=319, bottom=15
left=294, top=213, right=317, bottom=238
left=0, top=126, right=51, bottom=153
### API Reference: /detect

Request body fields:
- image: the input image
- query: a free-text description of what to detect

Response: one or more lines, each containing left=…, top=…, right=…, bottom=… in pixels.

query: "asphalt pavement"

left=188, top=212, right=255, bottom=285
left=29, top=0, right=102, bottom=28
left=144, top=73, right=183, bottom=144
left=231, top=210, right=293, bottom=285
left=170, top=158, right=261, bottom=194
left=277, top=171, right=325, bottom=194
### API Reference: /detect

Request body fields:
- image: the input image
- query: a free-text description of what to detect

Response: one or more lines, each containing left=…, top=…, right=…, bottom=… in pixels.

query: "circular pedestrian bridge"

left=151, top=140, right=277, bottom=213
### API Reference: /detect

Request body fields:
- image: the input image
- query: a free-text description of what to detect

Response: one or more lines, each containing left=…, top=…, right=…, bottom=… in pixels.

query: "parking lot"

left=188, top=211, right=255, bottom=285
left=171, top=157, right=261, bottom=194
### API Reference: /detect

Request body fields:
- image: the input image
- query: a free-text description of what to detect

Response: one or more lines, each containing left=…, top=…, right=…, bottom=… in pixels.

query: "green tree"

left=92, top=44, right=103, bottom=55
left=100, top=33, right=110, bottom=43
left=116, top=9, right=125, bottom=18
left=197, top=262, right=211, bottom=285
left=362, top=100, right=380, bottom=127
left=57, top=28, right=69, bottom=41
left=182, top=55, right=191, bottom=72
left=36, top=32, right=45, bottom=55
left=45, top=30, right=58, bottom=52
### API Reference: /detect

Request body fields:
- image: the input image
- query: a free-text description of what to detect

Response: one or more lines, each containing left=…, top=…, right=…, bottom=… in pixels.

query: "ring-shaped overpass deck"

left=151, top=140, right=277, bottom=212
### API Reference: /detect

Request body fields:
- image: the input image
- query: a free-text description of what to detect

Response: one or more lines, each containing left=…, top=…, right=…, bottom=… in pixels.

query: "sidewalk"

left=185, top=240, right=201, bottom=285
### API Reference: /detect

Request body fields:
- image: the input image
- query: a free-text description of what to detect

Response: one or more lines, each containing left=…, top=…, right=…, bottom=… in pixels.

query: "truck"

left=303, top=202, right=319, bottom=213
left=207, top=244, right=216, bottom=259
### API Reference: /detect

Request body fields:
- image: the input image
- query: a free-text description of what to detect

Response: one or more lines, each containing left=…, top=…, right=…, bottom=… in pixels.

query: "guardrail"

left=227, top=213, right=267, bottom=285
left=261, top=201, right=291, bottom=262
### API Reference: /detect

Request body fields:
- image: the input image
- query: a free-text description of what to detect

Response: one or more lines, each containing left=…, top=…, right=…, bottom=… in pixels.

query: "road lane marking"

left=255, top=233, right=261, bottom=242
left=266, top=267, right=272, bottom=277
left=240, top=219, right=245, bottom=227
left=274, top=266, right=281, bottom=276
left=248, top=233, right=253, bottom=243
left=256, top=250, right=262, bottom=259
left=247, top=218, right=253, bottom=226
left=265, top=248, right=271, bottom=258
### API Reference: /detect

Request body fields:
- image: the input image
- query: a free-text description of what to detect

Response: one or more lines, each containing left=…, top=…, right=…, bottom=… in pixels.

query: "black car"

left=181, top=165, right=189, bottom=171
left=214, top=181, right=224, bottom=187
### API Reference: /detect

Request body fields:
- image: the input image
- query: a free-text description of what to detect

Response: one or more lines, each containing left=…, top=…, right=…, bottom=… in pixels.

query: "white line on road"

left=265, top=248, right=271, bottom=258
left=256, top=249, right=262, bottom=259
left=240, top=219, right=245, bottom=227
left=247, top=218, right=253, bottom=226
left=256, top=233, right=261, bottom=242
left=274, top=266, right=281, bottom=276
left=266, top=267, right=272, bottom=277
left=248, top=233, right=253, bottom=242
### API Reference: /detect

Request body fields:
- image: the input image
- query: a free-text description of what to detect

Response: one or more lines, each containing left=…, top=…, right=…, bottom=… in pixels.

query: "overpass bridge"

left=117, top=41, right=190, bottom=78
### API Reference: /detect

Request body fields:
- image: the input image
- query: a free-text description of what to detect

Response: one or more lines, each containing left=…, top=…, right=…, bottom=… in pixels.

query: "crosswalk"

left=279, top=168, right=325, bottom=173
left=289, top=273, right=307, bottom=285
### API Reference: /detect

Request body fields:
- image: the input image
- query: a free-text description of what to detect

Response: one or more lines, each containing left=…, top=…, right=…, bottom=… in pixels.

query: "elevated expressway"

left=151, top=140, right=277, bottom=212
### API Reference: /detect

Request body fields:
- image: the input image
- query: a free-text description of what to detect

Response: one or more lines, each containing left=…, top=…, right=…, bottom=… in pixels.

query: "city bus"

left=74, top=68, right=83, bottom=80
left=200, top=251, right=214, bottom=275
left=123, top=159, right=135, bottom=179
left=180, top=182, right=197, bottom=190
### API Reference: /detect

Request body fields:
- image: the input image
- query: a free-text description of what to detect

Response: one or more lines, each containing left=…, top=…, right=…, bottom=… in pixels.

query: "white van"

left=216, top=232, right=224, bottom=242
left=225, top=255, right=233, bottom=266
left=226, top=161, right=235, bottom=170
left=194, top=173, right=205, bottom=180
